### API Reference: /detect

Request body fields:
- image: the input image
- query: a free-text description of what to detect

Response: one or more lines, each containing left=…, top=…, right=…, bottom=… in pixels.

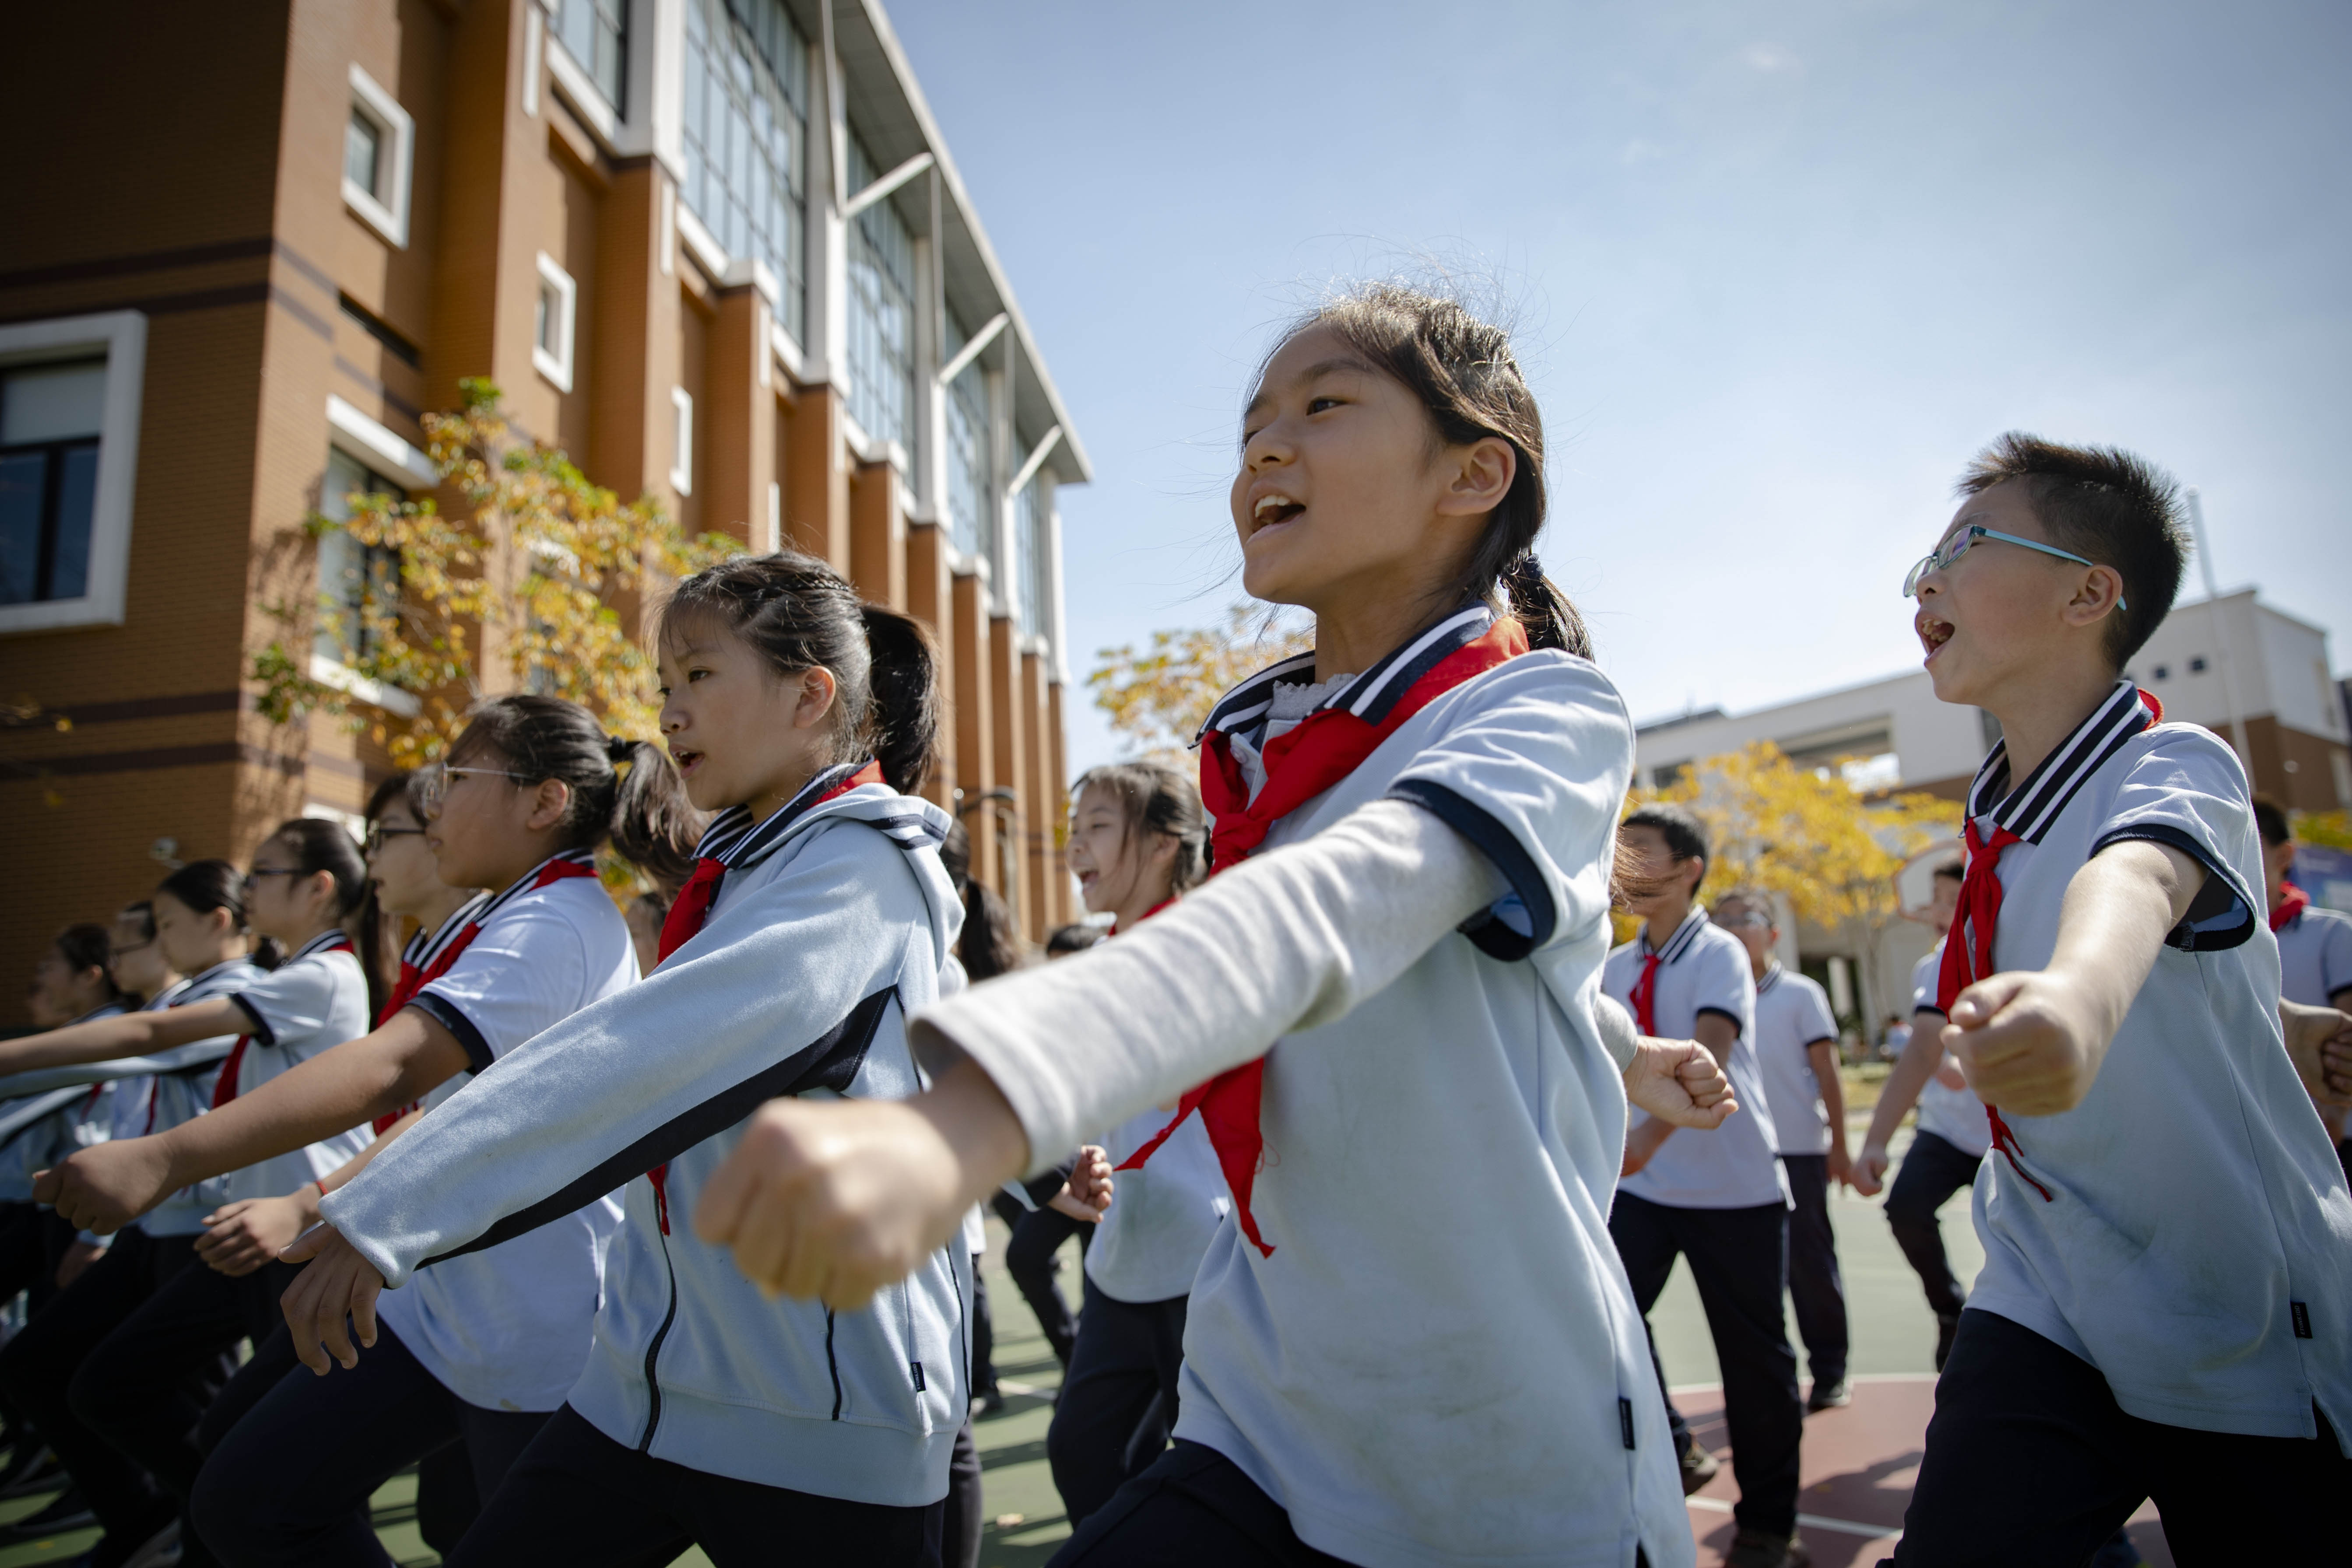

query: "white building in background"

left=1633, top=589, right=2351, bottom=1039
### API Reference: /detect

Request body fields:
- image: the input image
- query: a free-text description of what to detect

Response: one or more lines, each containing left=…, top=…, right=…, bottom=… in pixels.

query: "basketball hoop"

left=1894, top=837, right=1963, bottom=924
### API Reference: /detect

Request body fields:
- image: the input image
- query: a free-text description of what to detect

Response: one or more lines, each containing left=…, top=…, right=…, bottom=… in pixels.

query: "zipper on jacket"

left=638, top=1212, right=683, bottom=1452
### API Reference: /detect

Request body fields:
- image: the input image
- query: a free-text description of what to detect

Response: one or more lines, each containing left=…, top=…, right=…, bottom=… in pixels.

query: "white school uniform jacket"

left=323, top=779, right=970, bottom=1505
left=1606, top=908, right=1783, bottom=1209
left=220, top=933, right=373, bottom=1204
left=2275, top=900, right=2352, bottom=1008
left=1752, top=964, right=1839, bottom=1158
left=1126, top=642, right=1691, bottom=1568
left=373, top=852, right=638, bottom=1414
left=1957, top=681, right=2352, bottom=1443
left=1906, top=943, right=1990, bottom=1159
left=0, top=1004, right=127, bottom=1203
left=1085, top=1106, right=1230, bottom=1305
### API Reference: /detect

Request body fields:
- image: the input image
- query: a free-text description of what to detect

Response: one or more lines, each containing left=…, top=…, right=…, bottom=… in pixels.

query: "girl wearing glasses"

left=42, top=698, right=696, bottom=1564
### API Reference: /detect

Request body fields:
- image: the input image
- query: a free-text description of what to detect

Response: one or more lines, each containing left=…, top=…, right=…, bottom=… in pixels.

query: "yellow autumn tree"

left=1087, top=601, right=1314, bottom=760
left=253, top=378, right=741, bottom=766
left=1625, top=741, right=1960, bottom=1029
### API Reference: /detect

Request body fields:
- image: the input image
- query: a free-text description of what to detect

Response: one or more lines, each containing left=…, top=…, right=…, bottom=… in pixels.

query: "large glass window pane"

left=345, top=111, right=381, bottom=196
left=1, top=361, right=106, bottom=444
left=844, top=132, right=916, bottom=458
left=0, top=361, right=106, bottom=605
left=0, top=451, right=43, bottom=605
left=1014, top=479, right=1046, bottom=637
left=942, top=315, right=990, bottom=562
left=555, top=0, right=629, bottom=113
left=49, top=445, right=98, bottom=602
left=680, top=0, right=808, bottom=344
left=315, top=448, right=403, bottom=664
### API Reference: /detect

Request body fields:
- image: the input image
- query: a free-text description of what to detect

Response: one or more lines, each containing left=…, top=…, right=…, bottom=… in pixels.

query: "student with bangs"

left=38, top=706, right=693, bottom=1565
left=0, top=830, right=373, bottom=1566
left=681, top=284, right=1743, bottom=1568
left=267, top=554, right=979, bottom=1564
left=1877, top=434, right=2352, bottom=1562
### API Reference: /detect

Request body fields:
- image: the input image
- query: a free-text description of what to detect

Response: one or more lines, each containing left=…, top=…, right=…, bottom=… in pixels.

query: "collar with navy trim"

left=690, top=761, right=883, bottom=873
left=402, top=891, right=494, bottom=972
left=1756, top=961, right=1783, bottom=995
left=285, top=929, right=354, bottom=965
left=1193, top=604, right=1497, bottom=748
left=1638, top=903, right=1712, bottom=965
left=1966, top=680, right=2156, bottom=845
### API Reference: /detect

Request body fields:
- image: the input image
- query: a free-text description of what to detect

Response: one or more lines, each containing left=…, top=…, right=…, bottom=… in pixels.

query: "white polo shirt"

left=133, top=958, right=267, bottom=1235
left=1086, top=1105, right=1230, bottom=1305
left=1607, top=907, right=1784, bottom=1209
left=1957, top=681, right=2352, bottom=1441
left=376, top=852, right=639, bottom=1414
left=1907, top=944, right=1991, bottom=1160
left=1752, top=964, right=1839, bottom=1158
left=2275, top=901, right=2352, bottom=1009
left=223, top=933, right=372, bottom=1203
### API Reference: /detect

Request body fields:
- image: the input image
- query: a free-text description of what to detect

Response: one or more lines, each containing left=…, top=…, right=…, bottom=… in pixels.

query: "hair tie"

left=605, top=735, right=639, bottom=765
left=1507, top=551, right=1545, bottom=587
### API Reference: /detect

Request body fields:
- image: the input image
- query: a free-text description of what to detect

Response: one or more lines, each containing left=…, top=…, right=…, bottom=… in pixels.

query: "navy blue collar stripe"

left=403, top=892, right=494, bottom=968
left=1757, top=962, right=1783, bottom=994
left=1640, top=905, right=1711, bottom=964
left=692, top=761, right=881, bottom=871
left=1969, top=681, right=2154, bottom=845
left=288, top=929, right=352, bottom=964
left=1193, top=606, right=1496, bottom=746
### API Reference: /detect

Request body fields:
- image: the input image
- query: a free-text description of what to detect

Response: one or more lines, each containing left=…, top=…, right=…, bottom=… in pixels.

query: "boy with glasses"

left=1712, top=889, right=1850, bottom=1413
left=1884, top=433, right=2352, bottom=1564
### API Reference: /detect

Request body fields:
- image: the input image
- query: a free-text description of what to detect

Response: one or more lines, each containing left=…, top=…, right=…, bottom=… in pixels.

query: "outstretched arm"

left=0, top=998, right=248, bottom=1076
left=1947, top=839, right=2202, bottom=1115
left=37, top=1010, right=466, bottom=1235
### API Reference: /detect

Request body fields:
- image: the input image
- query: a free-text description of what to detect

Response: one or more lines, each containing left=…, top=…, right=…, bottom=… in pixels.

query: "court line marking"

left=1667, top=1372, right=1939, bottom=1395
left=1687, top=1496, right=1899, bottom=1542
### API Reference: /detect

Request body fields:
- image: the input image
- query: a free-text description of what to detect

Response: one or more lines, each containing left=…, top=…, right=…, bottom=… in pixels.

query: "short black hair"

left=1957, top=433, right=2188, bottom=672
left=2251, top=794, right=2291, bottom=849
left=1045, top=923, right=1104, bottom=957
left=1933, top=856, right=1965, bottom=884
left=1622, top=803, right=1708, bottom=869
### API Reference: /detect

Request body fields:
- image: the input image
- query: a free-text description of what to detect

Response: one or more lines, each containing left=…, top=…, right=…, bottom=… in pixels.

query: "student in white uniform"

left=0, top=828, right=374, bottom=1564
left=1605, top=808, right=1804, bottom=1568
left=0, top=924, right=127, bottom=1306
left=1851, top=859, right=1990, bottom=1372
left=1047, top=761, right=1229, bottom=1526
left=1886, top=434, right=2351, bottom=1563
left=2255, top=795, right=2352, bottom=1176
left=1713, top=887, right=1850, bottom=1413
left=273, top=553, right=969, bottom=1566
left=682, top=285, right=1739, bottom=1568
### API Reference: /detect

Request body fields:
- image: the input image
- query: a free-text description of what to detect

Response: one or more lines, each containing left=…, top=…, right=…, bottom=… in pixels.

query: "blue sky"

left=885, top=0, right=2352, bottom=775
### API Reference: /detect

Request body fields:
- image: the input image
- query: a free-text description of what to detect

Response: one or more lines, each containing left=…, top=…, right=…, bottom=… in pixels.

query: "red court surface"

left=1675, top=1375, right=2171, bottom=1568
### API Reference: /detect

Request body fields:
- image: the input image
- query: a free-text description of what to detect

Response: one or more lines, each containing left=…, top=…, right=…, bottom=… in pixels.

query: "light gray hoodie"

left=323, top=779, right=969, bottom=1505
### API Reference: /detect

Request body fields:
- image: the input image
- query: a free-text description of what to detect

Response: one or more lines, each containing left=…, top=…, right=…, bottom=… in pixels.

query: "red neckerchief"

left=2271, top=880, right=2309, bottom=934
left=1629, top=953, right=1663, bottom=1035
left=212, top=937, right=356, bottom=1109
left=647, top=759, right=883, bottom=1233
left=1117, top=616, right=1530, bottom=1258
left=370, top=859, right=598, bottom=1135
left=1109, top=898, right=1175, bottom=937
left=1939, top=688, right=2162, bottom=1202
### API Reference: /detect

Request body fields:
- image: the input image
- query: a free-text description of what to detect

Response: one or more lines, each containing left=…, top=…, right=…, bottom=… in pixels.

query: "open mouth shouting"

left=1249, top=490, right=1306, bottom=540
left=1917, top=610, right=1954, bottom=663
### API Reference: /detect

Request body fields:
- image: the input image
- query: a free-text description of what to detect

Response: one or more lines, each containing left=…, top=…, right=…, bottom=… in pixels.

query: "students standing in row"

left=681, top=285, right=1740, bottom=1568
left=2255, top=795, right=2352, bottom=1179
left=1886, top=434, right=2350, bottom=1563
left=1711, top=887, right=1850, bottom=1413
left=270, top=554, right=970, bottom=1566
left=1046, top=761, right=1227, bottom=1527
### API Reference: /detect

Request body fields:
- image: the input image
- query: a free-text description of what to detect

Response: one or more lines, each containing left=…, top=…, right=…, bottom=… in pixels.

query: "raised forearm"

left=2046, top=840, right=2202, bottom=1049
left=1865, top=1021, right=1953, bottom=1149
left=0, top=1010, right=160, bottom=1073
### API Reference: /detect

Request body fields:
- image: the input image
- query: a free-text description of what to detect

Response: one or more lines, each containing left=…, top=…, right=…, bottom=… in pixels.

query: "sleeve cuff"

left=1385, top=779, right=1556, bottom=961
left=407, top=993, right=494, bottom=1075
left=2092, top=825, right=2258, bottom=952
left=1695, top=1004, right=1745, bottom=1038
left=227, top=996, right=274, bottom=1046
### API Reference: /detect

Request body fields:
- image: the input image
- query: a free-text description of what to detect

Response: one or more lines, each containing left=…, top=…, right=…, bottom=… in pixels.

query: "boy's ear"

left=2064, top=564, right=2127, bottom=631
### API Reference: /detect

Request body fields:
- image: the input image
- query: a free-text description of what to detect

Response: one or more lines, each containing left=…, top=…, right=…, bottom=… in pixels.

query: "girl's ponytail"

left=857, top=604, right=941, bottom=796
left=1500, top=553, right=1591, bottom=659
left=607, top=737, right=702, bottom=893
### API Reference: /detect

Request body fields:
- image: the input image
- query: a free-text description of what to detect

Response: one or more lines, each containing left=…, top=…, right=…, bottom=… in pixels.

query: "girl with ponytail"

left=265, top=550, right=974, bottom=1564
left=41, top=701, right=686, bottom=1562
left=685, top=284, right=1748, bottom=1568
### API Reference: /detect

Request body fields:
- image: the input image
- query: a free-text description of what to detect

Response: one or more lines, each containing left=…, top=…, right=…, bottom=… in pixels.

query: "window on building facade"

left=533, top=253, right=577, bottom=393
left=342, top=65, right=413, bottom=248
left=942, top=314, right=991, bottom=562
left=844, top=133, right=916, bottom=460
left=0, top=361, right=105, bottom=607
left=670, top=387, right=695, bottom=495
left=681, top=0, right=808, bottom=344
left=1013, top=477, right=1047, bottom=638
left=554, top=0, right=628, bottom=112
left=314, top=447, right=402, bottom=667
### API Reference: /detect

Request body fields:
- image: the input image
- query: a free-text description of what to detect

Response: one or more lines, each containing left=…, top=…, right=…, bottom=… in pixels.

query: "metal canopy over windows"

left=942, top=313, right=990, bottom=562
left=314, top=448, right=401, bottom=666
left=555, top=0, right=629, bottom=112
left=844, top=133, right=917, bottom=461
left=0, top=361, right=105, bottom=606
left=682, top=0, right=809, bottom=344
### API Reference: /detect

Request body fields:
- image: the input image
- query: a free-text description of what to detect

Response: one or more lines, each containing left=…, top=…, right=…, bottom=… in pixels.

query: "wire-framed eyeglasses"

left=416, top=764, right=527, bottom=815
left=1902, top=525, right=2125, bottom=610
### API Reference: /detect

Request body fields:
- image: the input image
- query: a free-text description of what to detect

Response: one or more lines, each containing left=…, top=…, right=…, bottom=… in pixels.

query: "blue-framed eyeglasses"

left=1903, top=525, right=2124, bottom=608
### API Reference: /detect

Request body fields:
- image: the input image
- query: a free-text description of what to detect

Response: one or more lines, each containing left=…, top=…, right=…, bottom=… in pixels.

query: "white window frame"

left=533, top=253, right=578, bottom=393
left=669, top=386, right=694, bottom=495
left=0, top=310, right=147, bottom=636
left=343, top=64, right=414, bottom=249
